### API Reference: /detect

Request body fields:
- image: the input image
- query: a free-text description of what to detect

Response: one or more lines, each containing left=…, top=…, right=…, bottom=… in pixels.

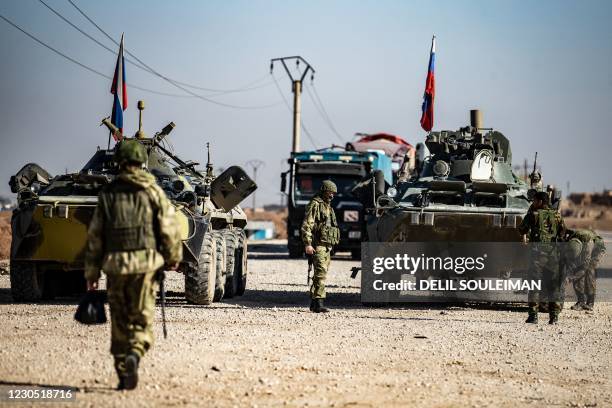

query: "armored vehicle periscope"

left=367, top=110, right=534, bottom=243
left=9, top=101, right=256, bottom=304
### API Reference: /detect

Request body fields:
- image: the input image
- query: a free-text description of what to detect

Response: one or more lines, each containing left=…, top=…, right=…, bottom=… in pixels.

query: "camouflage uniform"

left=565, top=229, right=606, bottom=309
left=85, top=142, right=182, bottom=388
left=301, top=182, right=340, bottom=306
left=518, top=203, right=566, bottom=322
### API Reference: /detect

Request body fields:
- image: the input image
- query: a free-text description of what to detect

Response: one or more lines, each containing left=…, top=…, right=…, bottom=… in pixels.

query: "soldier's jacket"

left=301, top=195, right=340, bottom=247
left=85, top=168, right=182, bottom=281
left=567, top=229, right=606, bottom=272
left=518, top=205, right=566, bottom=243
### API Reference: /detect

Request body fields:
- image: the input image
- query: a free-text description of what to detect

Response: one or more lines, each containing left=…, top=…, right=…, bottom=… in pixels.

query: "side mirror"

left=280, top=172, right=287, bottom=193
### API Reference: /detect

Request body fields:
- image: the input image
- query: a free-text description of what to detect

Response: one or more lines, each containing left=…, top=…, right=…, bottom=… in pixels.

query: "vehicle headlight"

left=386, top=187, right=398, bottom=198
left=343, top=210, right=359, bottom=222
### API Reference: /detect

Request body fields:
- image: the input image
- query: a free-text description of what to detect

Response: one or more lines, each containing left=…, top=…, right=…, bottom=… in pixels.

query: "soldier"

left=563, top=229, right=606, bottom=311
left=85, top=140, right=182, bottom=390
left=301, top=180, right=340, bottom=313
left=518, top=191, right=566, bottom=324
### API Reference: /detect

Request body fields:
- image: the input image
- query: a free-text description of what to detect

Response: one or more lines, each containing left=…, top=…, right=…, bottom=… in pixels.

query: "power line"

left=271, top=73, right=319, bottom=149
left=304, top=83, right=344, bottom=143
left=309, top=83, right=345, bottom=142
left=0, top=14, right=199, bottom=97
left=0, top=12, right=282, bottom=109
left=42, top=0, right=275, bottom=96
left=65, top=0, right=274, bottom=97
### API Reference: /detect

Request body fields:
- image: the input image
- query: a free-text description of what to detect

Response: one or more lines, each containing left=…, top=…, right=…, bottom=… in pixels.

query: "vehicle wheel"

left=235, top=229, right=248, bottom=296
left=10, top=261, right=44, bottom=302
left=223, top=230, right=239, bottom=298
left=212, top=231, right=226, bottom=302
left=351, top=248, right=362, bottom=260
left=288, top=246, right=303, bottom=259
left=184, top=233, right=217, bottom=305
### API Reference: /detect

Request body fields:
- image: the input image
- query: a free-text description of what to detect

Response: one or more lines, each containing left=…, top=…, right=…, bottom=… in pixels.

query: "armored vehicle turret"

left=367, top=110, right=533, bottom=243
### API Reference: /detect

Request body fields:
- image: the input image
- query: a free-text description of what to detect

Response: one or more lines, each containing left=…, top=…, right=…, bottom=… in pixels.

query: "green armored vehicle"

left=357, top=110, right=550, bottom=302
left=367, top=110, right=533, bottom=243
left=9, top=101, right=256, bottom=304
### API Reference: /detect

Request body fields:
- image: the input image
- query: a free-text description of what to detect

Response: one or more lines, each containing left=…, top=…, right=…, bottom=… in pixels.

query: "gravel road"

left=0, top=240, right=610, bottom=407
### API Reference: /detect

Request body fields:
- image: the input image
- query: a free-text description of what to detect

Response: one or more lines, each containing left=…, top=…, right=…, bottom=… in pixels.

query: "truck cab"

left=282, top=149, right=392, bottom=259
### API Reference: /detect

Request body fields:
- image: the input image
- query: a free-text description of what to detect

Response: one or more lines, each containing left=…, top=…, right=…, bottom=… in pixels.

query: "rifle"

left=156, top=269, right=168, bottom=339
left=307, top=254, right=314, bottom=286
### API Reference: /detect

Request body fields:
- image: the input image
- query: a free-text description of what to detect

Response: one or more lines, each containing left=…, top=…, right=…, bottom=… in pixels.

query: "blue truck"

left=281, top=147, right=393, bottom=259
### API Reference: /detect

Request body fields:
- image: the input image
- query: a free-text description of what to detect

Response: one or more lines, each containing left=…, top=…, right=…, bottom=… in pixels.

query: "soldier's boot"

left=124, top=352, right=140, bottom=390
left=570, top=302, right=587, bottom=311
left=525, top=312, right=538, bottom=324
left=312, top=299, right=329, bottom=313
left=114, top=356, right=126, bottom=391
left=585, top=296, right=595, bottom=311
left=309, top=299, right=315, bottom=312
left=548, top=313, right=559, bottom=325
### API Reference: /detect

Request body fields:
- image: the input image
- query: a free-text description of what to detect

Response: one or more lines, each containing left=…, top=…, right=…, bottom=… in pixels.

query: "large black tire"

left=223, top=230, right=239, bottom=299
left=351, top=248, right=362, bottom=260
left=212, top=231, right=226, bottom=302
left=10, top=261, right=46, bottom=302
left=185, top=233, right=217, bottom=305
left=236, top=229, right=248, bottom=296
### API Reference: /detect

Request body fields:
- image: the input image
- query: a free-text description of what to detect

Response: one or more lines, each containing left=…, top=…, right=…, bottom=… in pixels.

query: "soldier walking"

left=301, top=180, right=340, bottom=313
left=518, top=191, right=566, bottom=324
left=564, top=229, right=606, bottom=311
left=85, top=140, right=182, bottom=390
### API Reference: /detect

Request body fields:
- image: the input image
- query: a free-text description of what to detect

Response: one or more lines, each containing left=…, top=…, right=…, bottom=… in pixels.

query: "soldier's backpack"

left=536, top=209, right=560, bottom=243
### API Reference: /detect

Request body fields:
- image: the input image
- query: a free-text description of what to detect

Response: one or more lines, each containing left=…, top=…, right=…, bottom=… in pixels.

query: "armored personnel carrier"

left=9, top=101, right=256, bottom=304
left=366, top=110, right=533, bottom=243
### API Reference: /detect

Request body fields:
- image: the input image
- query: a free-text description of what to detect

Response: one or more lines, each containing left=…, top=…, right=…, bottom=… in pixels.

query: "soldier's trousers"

left=572, top=267, right=596, bottom=303
left=106, top=272, right=157, bottom=377
left=310, top=246, right=331, bottom=299
left=528, top=259, right=562, bottom=315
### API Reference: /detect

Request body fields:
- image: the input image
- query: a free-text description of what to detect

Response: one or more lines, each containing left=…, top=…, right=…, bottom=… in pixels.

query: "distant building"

left=245, top=221, right=275, bottom=240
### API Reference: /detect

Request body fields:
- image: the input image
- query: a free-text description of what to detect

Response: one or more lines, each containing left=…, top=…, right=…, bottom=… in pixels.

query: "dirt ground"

left=0, top=212, right=11, bottom=259
left=0, top=240, right=611, bottom=407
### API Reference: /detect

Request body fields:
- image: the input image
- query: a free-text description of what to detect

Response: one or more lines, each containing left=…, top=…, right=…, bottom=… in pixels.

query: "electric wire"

left=65, top=0, right=275, bottom=96
left=0, top=14, right=203, bottom=98
left=40, top=0, right=276, bottom=96
left=304, top=83, right=344, bottom=143
left=2, top=10, right=282, bottom=109
left=309, top=83, right=345, bottom=142
left=271, top=73, right=319, bottom=149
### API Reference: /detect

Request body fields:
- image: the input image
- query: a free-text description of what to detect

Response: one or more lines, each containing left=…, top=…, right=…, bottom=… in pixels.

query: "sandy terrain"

left=0, top=240, right=610, bottom=407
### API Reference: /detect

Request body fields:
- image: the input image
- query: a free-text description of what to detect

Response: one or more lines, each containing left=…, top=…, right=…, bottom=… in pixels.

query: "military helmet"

left=566, top=237, right=583, bottom=260
left=115, top=140, right=148, bottom=164
left=321, top=180, right=338, bottom=193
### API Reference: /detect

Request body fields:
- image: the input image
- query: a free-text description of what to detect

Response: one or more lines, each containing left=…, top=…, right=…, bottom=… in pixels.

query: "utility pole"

left=270, top=56, right=315, bottom=153
left=246, top=159, right=265, bottom=210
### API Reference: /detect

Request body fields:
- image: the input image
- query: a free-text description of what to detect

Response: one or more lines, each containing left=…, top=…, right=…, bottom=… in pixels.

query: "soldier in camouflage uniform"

left=85, top=140, right=182, bottom=390
left=564, top=229, right=606, bottom=311
left=518, top=191, right=566, bottom=324
left=301, top=180, right=340, bottom=313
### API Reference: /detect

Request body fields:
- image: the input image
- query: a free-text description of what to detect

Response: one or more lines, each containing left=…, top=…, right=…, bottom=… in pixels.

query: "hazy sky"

left=1, top=0, right=611, bottom=205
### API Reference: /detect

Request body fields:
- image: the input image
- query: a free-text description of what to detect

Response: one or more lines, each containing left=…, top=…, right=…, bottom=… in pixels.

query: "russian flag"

left=110, top=34, right=127, bottom=139
left=420, top=36, right=435, bottom=132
